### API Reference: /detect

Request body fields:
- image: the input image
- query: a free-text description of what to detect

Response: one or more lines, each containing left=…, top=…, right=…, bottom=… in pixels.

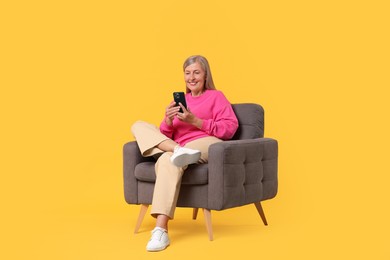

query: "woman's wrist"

left=193, top=118, right=203, bottom=129
left=165, top=116, right=173, bottom=126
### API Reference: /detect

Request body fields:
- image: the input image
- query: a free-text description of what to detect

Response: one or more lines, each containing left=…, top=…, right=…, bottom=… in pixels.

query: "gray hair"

left=183, top=55, right=216, bottom=92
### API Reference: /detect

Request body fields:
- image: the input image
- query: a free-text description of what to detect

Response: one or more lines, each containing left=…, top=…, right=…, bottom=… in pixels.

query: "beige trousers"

left=131, top=120, right=222, bottom=219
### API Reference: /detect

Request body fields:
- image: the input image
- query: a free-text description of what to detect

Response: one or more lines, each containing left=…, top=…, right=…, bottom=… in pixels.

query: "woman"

left=131, top=55, right=239, bottom=251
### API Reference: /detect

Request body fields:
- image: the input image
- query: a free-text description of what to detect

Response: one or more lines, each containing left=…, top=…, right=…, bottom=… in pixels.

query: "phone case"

left=173, top=92, right=187, bottom=113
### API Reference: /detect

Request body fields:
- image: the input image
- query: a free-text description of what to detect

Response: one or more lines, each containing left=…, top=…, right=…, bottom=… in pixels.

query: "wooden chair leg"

left=203, top=208, right=213, bottom=241
left=192, top=208, right=199, bottom=220
left=254, top=202, right=268, bottom=225
left=134, top=204, right=149, bottom=233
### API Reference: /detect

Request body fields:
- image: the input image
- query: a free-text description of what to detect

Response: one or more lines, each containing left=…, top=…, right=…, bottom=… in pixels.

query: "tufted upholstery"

left=123, top=103, right=278, bottom=239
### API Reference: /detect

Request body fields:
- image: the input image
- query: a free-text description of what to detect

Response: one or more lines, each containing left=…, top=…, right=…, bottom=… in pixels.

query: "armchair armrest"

left=123, top=141, right=154, bottom=204
left=207, top=138, right=278, bottom=210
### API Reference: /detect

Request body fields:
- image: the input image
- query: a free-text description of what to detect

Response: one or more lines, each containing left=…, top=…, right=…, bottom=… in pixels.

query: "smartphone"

left=173, top=92, right=187, bottom=113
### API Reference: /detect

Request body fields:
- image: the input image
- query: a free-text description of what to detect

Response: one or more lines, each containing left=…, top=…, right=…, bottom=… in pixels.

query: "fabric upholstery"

left=231, top=103, right=264, bottom=140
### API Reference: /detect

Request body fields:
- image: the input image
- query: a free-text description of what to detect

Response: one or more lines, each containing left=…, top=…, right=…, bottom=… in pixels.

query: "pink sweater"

left=160, top=90, right=239, bottom=146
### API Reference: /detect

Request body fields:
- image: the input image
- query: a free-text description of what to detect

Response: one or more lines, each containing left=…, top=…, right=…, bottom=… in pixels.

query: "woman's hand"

left=165, top=101, right=180, bottom=126
left=176, top=103, right=203, bottom=129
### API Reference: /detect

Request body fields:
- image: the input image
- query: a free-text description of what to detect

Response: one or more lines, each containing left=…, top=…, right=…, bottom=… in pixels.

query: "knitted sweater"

left=160, top=89, right=239, bottom=146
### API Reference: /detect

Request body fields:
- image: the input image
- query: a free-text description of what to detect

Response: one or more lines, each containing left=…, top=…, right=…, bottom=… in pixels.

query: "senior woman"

left=131, top=55, right=238, bottom=251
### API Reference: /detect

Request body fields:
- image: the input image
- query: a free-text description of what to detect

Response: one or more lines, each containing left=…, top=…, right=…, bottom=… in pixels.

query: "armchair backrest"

left=231, top=103, right=264, bottom=140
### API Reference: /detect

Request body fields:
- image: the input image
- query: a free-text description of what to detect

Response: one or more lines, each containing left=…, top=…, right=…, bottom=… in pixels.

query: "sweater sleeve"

left=201, top=92, right=239, bottom=140
left=159, top=117, right=174, bottom=139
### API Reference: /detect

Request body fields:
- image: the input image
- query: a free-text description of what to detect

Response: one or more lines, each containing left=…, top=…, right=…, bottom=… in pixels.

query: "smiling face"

left=184, top=62, right=206, bottom=96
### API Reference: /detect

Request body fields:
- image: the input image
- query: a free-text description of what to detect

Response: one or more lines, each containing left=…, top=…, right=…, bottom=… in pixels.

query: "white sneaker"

left=170, top=146, right=201, bottom=167
left=146, top=227, right=170, bottom=252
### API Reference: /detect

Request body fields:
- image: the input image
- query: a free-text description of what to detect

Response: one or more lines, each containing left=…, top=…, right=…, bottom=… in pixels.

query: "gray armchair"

left=123, top=103, right=278, bottom=240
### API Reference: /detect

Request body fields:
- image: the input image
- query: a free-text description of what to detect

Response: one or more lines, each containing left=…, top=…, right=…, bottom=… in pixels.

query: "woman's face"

left=184, top=62, right=206, bottom=96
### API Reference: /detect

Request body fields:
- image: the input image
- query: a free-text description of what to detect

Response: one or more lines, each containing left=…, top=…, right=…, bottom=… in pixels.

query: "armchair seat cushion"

left=134, top=162, right=209, bottom=185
